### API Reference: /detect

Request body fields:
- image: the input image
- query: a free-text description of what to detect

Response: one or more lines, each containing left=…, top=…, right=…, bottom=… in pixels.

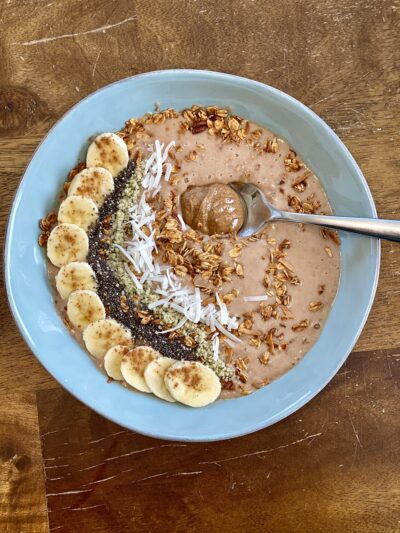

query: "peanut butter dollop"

left=180, top=183, right=245, bottom=235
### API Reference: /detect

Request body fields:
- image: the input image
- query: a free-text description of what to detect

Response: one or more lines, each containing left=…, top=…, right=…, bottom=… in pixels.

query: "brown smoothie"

left=129, top=113, right=340, bottom=397
left=47, top=107, right=341, bottom=400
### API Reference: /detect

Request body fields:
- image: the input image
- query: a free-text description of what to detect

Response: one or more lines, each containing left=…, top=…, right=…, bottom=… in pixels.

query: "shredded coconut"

left=117, top=140, right=242, bottom=363
left=243, top=295, right=270, bottom=302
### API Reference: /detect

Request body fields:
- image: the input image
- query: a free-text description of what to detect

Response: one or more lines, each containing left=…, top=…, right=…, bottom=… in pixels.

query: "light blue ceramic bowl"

left=4, top=70, right=379, bottom=441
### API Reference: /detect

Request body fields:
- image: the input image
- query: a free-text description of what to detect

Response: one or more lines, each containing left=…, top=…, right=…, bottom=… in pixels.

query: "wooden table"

left=1, top=1, right=399, bottom=531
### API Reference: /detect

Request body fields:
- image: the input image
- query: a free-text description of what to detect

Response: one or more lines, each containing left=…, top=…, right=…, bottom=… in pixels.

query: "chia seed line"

left=87, top=161, right=197, bottom=361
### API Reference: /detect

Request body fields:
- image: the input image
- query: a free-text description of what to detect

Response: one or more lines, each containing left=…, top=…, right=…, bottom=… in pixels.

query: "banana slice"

left=86, top=133, right=129, bottom=178
left=58, top=195, right=98, bottom=231
left=120, top=346, right=160, bottom=393
left=83, top=318, right=131, bottom=359
left=67, top=290, right=105, bottom=331
left=164, top=361, right=221, bottom=408
left=55, top=261, right=97, bottom=300
left=47, top=223, right=89, bottom=268
left=144, top=357, right=176, bottom=402
left=104, top=345, right=130, bottom=381
left=68, top=167, right=114, bottom=207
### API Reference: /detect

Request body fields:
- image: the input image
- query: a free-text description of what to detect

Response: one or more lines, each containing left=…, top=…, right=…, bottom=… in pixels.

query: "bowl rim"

left=4, top=69, right=380, bottom=441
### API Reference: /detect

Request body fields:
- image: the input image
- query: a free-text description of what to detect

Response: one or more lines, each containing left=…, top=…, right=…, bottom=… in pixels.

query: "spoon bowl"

left=230, top=182, right=277, bottom=237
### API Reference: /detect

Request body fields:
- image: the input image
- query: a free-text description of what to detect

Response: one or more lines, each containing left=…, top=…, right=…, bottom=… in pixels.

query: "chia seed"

left=87, top=161, right=197, bottom=362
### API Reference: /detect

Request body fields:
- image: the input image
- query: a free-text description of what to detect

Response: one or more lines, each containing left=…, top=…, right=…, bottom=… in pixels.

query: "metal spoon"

left=230, top=182, right=400, bottom=241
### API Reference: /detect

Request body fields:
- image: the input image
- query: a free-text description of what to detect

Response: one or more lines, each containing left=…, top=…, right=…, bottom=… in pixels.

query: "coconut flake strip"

left=243, top=295, right=270, bottom=302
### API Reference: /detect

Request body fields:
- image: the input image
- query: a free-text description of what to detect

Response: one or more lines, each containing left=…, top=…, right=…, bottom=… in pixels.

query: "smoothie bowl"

left=5, top=70, right=379, bottom=441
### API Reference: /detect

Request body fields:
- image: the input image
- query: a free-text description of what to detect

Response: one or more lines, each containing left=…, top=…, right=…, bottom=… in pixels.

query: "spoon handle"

left=277, top=211, right=400, bottom=242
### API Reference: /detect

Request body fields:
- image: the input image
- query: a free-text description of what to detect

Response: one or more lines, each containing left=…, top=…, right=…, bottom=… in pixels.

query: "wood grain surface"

left=0, top=0, right=399, bottom=531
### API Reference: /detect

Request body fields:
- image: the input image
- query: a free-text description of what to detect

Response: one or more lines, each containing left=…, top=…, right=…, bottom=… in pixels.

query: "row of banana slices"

left=105, top=345, right=221, bottom=407
left=46, top=132, right=222, bottom=408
